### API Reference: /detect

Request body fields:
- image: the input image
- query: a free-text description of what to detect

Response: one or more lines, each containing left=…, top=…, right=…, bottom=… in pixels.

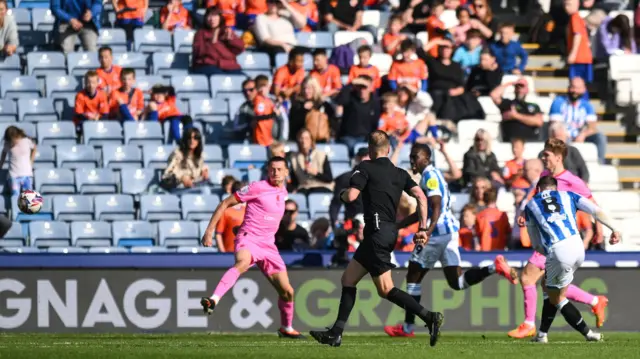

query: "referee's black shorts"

left=352, top=222, right=398, bottom=277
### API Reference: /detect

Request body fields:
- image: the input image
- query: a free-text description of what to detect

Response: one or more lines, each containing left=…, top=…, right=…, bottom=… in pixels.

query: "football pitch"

left=2, top=332, right=640, bottom=359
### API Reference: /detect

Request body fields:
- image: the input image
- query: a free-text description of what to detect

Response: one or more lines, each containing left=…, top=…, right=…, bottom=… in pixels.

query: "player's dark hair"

left=268, top=156, right=287, bottom=167
left=500, top=22, right=516, bottom=29
left=456, top=6, right=471, bottom=18
left=288, top=48, right=305, bottom=62
left=357, top=74, right=373, bottom=83
left=368, top=130, right=390, bottom=154
left=312, top=48, right=327, bottom=57
left=222, top=175, right=237, bottom=189
left=536, top=175, right=558, bottom=191
left=255, top=74, right=270, bottom=89
left=357, top=45, right=372, bottom=55
left=121, top=67, right=136, bottom=79
left=242, top=78, right=255, bottom=89
left=483, top=187, right=498, bottom=204
left=399, top=38, right=416, bottom=53
left=412, top=143, right=432, bottom=160
left=285, top=199, right=298, bottom=211
left=98, top=46, right=113, bottom=55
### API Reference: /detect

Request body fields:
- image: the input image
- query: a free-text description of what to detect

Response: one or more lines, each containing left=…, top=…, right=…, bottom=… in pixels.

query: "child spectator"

left=458, top=204, right=479, bottom=251
left=382, top=15, right=406, bottom=56
left=252, top=80, right=278, bottom=146
left=206, top=0, right=244, bottom=29
left=113, top=0, right=148, bottom=45
left=452, top=28, right=483, bottom=72
left=565, top=0, right=593, bottom=88
left=489, top=22, right=527, bottom=74
left=273, top=49, right=306, bottom=101
left=109, top=68, right=145, bottom=121
left=74, top=71, right=109, bottom=132
left=426, top=0, right=446, bottom=57
left=348, top=45, right=381, bottom=90
left=216, top=180, right=247, bottom=252
left=284, top=0, right=319, bottom=32
left=96, top=47, right=122, bottom=95
left=451, top=6, right=472, bottom=46
left=503, top=137, right=525, bottom=189
left=388, top=39, right=428, bottom=92
left=221, top=175, right=237, bottom=194
left=0, top=126, right=36, bottom=196
left=378, top=92, right=410, bottom=146
left=160, top=0, right=191, bottom=32
left=310, top=49, right=342, bottom=98
left=146, top=85, right=189, bottom=143
left=475, top=187, right=510, bottom=251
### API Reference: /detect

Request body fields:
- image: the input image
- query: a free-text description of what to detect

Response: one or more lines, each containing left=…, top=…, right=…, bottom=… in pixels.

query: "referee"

left=310, top=130, right=444, bottom=347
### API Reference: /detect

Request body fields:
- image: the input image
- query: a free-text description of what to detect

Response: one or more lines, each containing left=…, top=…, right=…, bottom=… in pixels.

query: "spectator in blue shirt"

left=51, top=0, right=102, bottom=53
left=452, top=29, right=484, bottom=73
left=549, top=77, right=607, bottom=164
left=489, top=22, right=528, bottom=74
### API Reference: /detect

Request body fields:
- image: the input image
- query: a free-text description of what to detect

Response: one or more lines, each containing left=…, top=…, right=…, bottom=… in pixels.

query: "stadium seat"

left=18, top=98, right=57, bottom=122
left=46, top=247, right=89, bottom=253
left=587, top=164, right=620, bottom=191
left=113, top=52, right=149, bottom=74
left=45, top=75, right=82, bottom=109
left=102, top=144, right=143, bottom=169
left=134, top=28, right=172, bottom=53
left=112, top=220, right=156, bottom=247
left=66, top=52, right=100, bottom=76
left=492, top=142, right=513, bottom=165
left=1, top=75, right=40, bottom=99
left=572, top=143, right=599, bottom=164
left=0, top=222, right=27, bottom=247
left=7, top=8, right=32, bottom=31
left=34, top=168, right=75, bottom=194
left=275, top=52, right=313, bottom=71
left=334, top=31, right=374, bottom=47
left=0, top=122, right=36, bottom=141
left=87, top=246, right=128, bottom=253
left=152, top=53, right=190, bottom=76
left=97, top=28, right=128, bottom=52
left=296, top=32, right=333, bottom=49
left=11, top=193, right=54, bottom=222
left=181, top=194, right=220, bottom=220
left=173, top=29, right=195, bottom=53
left=247, top=168, right=261, bottom=182
left=26, top=52, right=66, bottom=76
left=37, top=122, right=76, bottom=146
left=94, top=195, right=136, bottom=221
left=29, top=221, right=72, bottom=248
left=316, top=143, right=350, bottom=163
left=130, top=246, right=173, bottom=253
left=477, top=96, right=501, bottom=120
left=457, top=120, right=500, bottom=143
left=287, top=193, right=308, bottom=215
left=162, top=120, right=203, bottom=145
left=593, top=192, right=640, bottom=219
left=237, top=53, right=271, bottom=73
left=189, top=98, right=229, bottom=123
left=330, top=162, right=351, bottom=177
left=52, top=195, right=94, bottom=221
left=450, top=193, right=470, bottom=214
left=142, top=145, right=175, bottom=169
left=353, top=53, right=393, bottom=75
left=362, top=10, right=381, bottom=27
left=210, top=75, right=247, bottom=99
left=172, top=74, right=210, bottom=99
left=120, top=168, right=157, bottom=196
left=136, top=75, right=169, bottom=100
left=0, top=99, right=18, bottom=122
left=83, top=121, right=124, bottom=146
left=227, top=144, right=268, bottom=169
left=34, top=145, right=55, bottom=168
left=123, top=121, right=163, bottom=145
left=75, top=168, right=118, bottom=194
left=212, top=168, right=245, bottom=186
left=308, top=193, right=333, bottom=217
left=17, top=31, right=47, bottom=54
left=0, top=54, right=21, bottom=77
left=158, top=220, right=200, bottom=247
left=176, top=246, right=219, bottom=253
left=55, top=144, right=98, bottom=169
left=140, top=194, right=181, bottom=221
left=31, top=9, right=55, bottom=31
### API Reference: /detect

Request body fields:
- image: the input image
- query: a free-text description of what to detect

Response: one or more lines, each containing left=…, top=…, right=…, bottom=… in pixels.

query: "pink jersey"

left=541, top=169, right=592, bottom=199
left=233, top=180, right=287, bottom=238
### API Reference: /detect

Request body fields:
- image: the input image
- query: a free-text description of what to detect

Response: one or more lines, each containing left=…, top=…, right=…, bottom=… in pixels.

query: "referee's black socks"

left=539, top=297, right=558, bottom=334
left=330, top=287, right=357, bottom=336
left=557, top=299, right=590, bottom=336
left=386, top=287, right=432, bottom=322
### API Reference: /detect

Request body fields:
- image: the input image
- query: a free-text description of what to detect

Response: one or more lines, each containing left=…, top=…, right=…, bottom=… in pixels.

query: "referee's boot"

left=309, top=328, right=342, bottom=347
left=423, top=311, right=444, bottom=347
left=200, top=297, right=216, bottom=315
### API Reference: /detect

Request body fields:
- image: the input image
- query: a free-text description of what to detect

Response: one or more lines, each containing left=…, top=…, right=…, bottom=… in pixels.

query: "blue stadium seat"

left=71, top=221, right=113, bottom=247
left=286, top=193, right=308, bottom=215
left=29, top=221, right=71, bottom=248
left=275, top=53, right=314, bottom=71
left=34, top=168, right=75, bottom=194
left=52, top=195, right=94, bottom=221
left=37, top=122, right=76, bottom=146
left=112, top=220, right=156, bottom=247
left=11, top=194, right=54, bottom=221
left=17, top=31, right=47, bottom=54
left=18, top=0, right=50, bottom=9
left=227, top=144, right=268, bottom=169
left=181, top=194, right=220, bottom=220
left=0, top=122, right=35, bottom=140
left=237, top=53, right=271, bottom=72
left=67, top=52, right=100, bottom=76
left=7, top=8, right=31, bottom=31
left=210, top=75, right=247, bottom=99
left=94, top=195, right=135, bottom=221
left=296, top=32, right=333, bottom=49
left=142, top=145, right=174, bottom=169
left=34, top=145, right=55, bottom=168
left=130, top=246, right=173, bottom=253
left=200, top=122, right=226, bottom=145
left=173, top=29, right=194, bottom=53
left=26, top=52, right=66, bottom=76
left=55, top=144, right=98, bottom=169
left=140, top=194, right=181, bottom=221
left=120, top=168, right=156, bottom=196
left=83, top=121, right=124, bottom=146
left=31, top=9, right=55, bottom=31
left=330, top=162, right=352, bottom=177
left=0, top=222, right=27, bottom=247
left=308, top=193, right=333, bottom=217
left=152, top=53, right=190, bottom=76
left=75, top=168, right=119, bottom=194
left=97, top=28, right=128, bottom=52
left=136, top=75, right=169, bottom=100
left=0, top=55, right=22, bottom=77
left=450, top=193, right=470, bottom=214
left=212, top=168, right=245, bottom=186
left=3, top=247, right=42, bottom=253
left=162, top=121, right=203, bottom=145
left=123, top=121, right=163, bottom=146
left=316, top=143, right=350, bottom=163
left=1, top=75, right=40, bottom=99
left=18, top=98, right=58, bottom=122
left=176, top=246, right=219, bottom=253
left=247, top=168, right=261, bottom=182
left=0, top=99, right=18, bottom=122
left=158, top=220, right=199, bottom=247
left=189, top=98, right=229, bottom=123
left=202, top=145, right=224, bottom=168
left=102, top=145, right=142, bottom=169
left=45, top=75, right=81, bottom=104
left=171, top=75, right=210, bottom=99
left=88, top=246, right=128, bottom=253
left=134, top=28, right=172, bottom=53
left=113, top=52, right=149, bottom=74
left=47, top=247, right=88, bottom=253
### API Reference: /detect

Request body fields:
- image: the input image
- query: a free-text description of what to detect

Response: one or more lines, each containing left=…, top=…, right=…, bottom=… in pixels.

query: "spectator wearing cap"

left=489, top=22, right=527, bottom=75
left=330, top=147, right=367, bottom=227
left=276, top=199, right=311, bottom=251
left=253, top=0, right=297, bottom=60
left=192, top=8, right=245, bottom=76
left=0, top=0, right=18, bottom=56
left=51, top=0, right=101, bottom=53
left=289, top=128, right=333, bottom=195
left=320, top=0, right=376, bottom=42
left=146, top=85, right=192, bottom=144
left=549, top=77, right=607, bottom=164
left=539, top=122, right=590, bottom=182
left=334, top=75, right=381, bottom=154
left=490, top=78, right=543, bottom=142
left=565, top=0, right=593, bottom=87
left=452, top=29, right=484, bottom=72
left=466, top=48, right=503, bottom=96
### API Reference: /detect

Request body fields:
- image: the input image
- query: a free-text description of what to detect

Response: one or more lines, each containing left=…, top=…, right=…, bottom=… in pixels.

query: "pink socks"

left=211, top=267, right=241, bottom=301
left=523, top=285, right=537, bottom=324
left=566, top=284, right=597, bottom=305
left=278, top=298, right=294, bottom=329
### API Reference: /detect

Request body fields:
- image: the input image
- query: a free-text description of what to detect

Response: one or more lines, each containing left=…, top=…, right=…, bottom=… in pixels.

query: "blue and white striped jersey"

left=524, top=190, right=599, bottom=253
left=420, top=165, right=459, bottom=236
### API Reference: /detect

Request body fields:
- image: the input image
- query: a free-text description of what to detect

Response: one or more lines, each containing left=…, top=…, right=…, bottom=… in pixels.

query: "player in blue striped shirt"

left=525, top=175, right=621, bottom=343
left=384, top=143, right=518, bottom=338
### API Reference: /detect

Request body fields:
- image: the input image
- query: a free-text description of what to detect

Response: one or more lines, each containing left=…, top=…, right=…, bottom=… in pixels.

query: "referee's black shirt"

left=349, top=157, right=418, bottom=226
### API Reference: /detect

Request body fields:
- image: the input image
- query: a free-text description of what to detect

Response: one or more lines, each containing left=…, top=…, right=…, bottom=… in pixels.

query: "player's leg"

left=566, top=284, right=609, bottom=328
left=508, top=253, right=546, bottom=338
left=201, top=248, right=252, bottom=314
left=265, top=270, right=305, bottom=339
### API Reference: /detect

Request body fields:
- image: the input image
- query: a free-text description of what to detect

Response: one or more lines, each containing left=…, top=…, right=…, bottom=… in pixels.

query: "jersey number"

left=541, top=195, right=561, bottom=214
left=415, top=245, right=424, bottom=254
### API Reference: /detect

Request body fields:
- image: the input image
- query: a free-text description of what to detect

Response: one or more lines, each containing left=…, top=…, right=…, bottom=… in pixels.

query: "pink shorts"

left=528, top=251, right=547, bottom=270
left=235, top=237, right=286, bottom=276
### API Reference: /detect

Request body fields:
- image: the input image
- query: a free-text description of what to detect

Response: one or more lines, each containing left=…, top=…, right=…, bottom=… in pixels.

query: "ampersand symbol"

left=230, top=278, right=273, bottom=329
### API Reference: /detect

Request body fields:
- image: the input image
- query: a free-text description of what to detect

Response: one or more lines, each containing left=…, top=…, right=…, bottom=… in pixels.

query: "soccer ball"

left=18, top=190, right=43, bottom=214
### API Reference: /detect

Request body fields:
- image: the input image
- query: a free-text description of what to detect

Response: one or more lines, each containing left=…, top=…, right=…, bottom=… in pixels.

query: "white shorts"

left=410, top=232, right=461, bottom=269
left=544, top=235, right=585, bottom=289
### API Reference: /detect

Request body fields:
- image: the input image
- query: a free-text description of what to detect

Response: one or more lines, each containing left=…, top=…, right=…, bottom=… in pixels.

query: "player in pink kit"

left=200, top=156, right=305, bottom=339
left=509, top=139, right=609, bottom=339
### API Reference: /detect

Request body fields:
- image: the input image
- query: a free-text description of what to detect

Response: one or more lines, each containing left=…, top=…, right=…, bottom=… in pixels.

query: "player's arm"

left=407, top=185, right=428, bottom=231
left=202, top=195, right=241, bottom=247
left=340, top=166, right=367, bottom=203
left=573, top=194, right=622, bottom=243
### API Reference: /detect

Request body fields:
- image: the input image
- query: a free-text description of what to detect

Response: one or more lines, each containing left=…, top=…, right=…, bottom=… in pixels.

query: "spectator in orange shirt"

left=113, top=0, right=148, bottom=44
left=310, top=48, right=342, bottom=98
left=426, top=1, right=446, bottom=57
left=382, top=15, right=407, bottom=56
left=237, top=0, right=267, bottom=30
left=388, top=39, right=428, bottom=92
left=378, top=92, right=410, bottom=145
left=512, top=158, right=543, bottom=248
left=459, top=204, right=479, bottom=251
left=475, top=187, right=510, bottom=251
left=146, top=85, right=191, bottom=143
left=160, top=0, right=191, bottom=32
left=74, top=70, right=109, bottom=132
left=109, top=68, right=145, bottom=121
left=216, top=181, right=247, bottom=252
left=348, top=45, right=381, bottom=90
left=503, top=137, right=525, bottom=189
left=282, top=0, right=319, bottom=32
left=565, top=0, right=593, bottom=94
left=206, top=0, right=244, bottom=29
left=273, top=49, right=306, bottom=101
left=252, top=81, right=278, bottom=146
left=96, top=46, right=122, bottom=95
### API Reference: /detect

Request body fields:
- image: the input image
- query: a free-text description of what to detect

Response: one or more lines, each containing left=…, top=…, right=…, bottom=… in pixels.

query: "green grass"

left=2, top=332, right=640, bottom=359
